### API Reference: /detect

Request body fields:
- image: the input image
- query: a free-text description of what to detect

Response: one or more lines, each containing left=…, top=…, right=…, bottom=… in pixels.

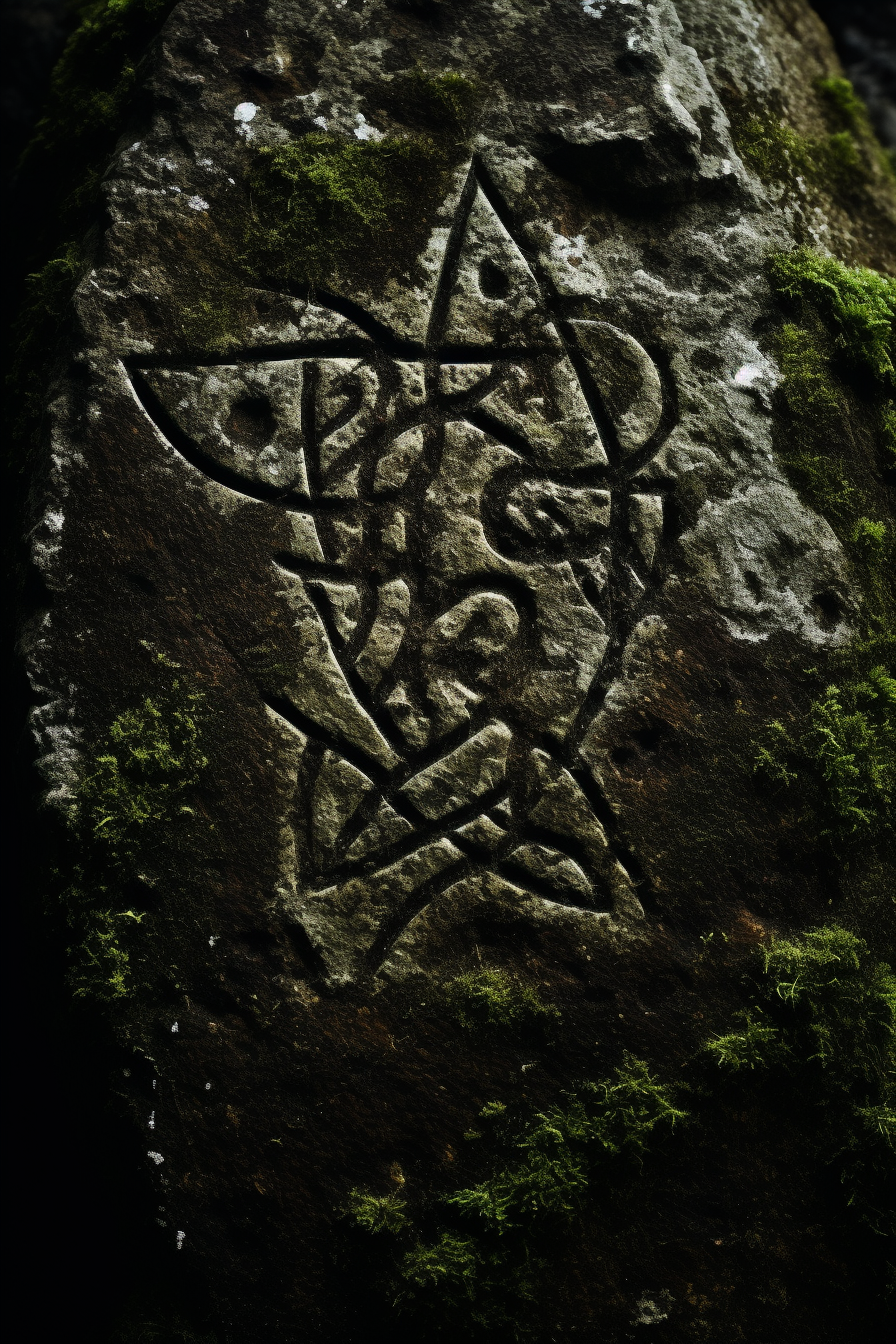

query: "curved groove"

left=263, top=695, right=400, bottom=787
left=131, top=372, right=311, bottom=508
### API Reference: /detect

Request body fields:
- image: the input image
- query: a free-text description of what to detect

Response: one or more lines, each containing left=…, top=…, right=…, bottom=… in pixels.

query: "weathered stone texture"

left=21, top=1, right=894, bottom=1340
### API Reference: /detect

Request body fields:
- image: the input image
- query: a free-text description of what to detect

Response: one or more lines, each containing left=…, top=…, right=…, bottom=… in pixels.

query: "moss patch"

left=769, top=248, right=896, bottom=386
left=408, top=68, right=481, bottom=134
left=732, top=76, right=895, bottom=207
left=766, top=248, right=895, bottom=624
left=706, top=926, right=895, bottom=1237
left=348, top=927, right=894, bottom=1338
left=244, top=132, right=451, bottom=290
left=349, top=1057, right=685, bottom=1337
left=59, top=649, right=206, bottom=1004
left=442, top=969, right=560, bottom=1035
left=754, top=666, right=895, bottom=854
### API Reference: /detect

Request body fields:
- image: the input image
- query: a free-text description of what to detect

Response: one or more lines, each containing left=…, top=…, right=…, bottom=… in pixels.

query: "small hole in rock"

left=743, top=570, right=763, bottom=600
left=813, top=590, right=843, bottom=625
left=226, top=395, right=277, bottom=448
left=125, top=571, right=156, bottom=595
left=611, top=746, right=635, bottom=767
left=479, top=258, right=512, bottom=300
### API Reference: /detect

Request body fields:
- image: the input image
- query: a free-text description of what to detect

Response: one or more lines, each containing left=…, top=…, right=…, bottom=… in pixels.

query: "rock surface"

left=20, top=1, right=895, bottom=1340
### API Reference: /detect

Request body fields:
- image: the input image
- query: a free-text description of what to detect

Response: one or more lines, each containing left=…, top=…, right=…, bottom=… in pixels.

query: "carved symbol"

left=128, top=166, right=675, bottom=982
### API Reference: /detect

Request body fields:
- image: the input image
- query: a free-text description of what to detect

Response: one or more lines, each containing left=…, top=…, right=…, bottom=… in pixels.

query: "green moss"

left=59, top=650, right=206, bottom=1003
left=882, top=400, right=896, bottom=466
left=354, top=1058, right=684, bottom=1337
left=443, top=969, right=560, bottom=1034
left=769, top=248, right=896, bottom=386
left=733, top=77, right=895, bottom=201
left=765, top=250, right=896, bottom=670
left=818, top=77, right=871, bottom=138
left=244, top=133, right=449, bottom=289
left=735, top=114, right=863, bottom=194
left=755, top=666, right=895, bottom=852
left=177, top=287, right=248, bottom=355
left=349, top=927, right=894, bottom=1334
left=409, top=68, right=481, bottom=133
left=818, top=76, right=896, bottom=182
left=348, top=1190, right=411, bottom=1236
left=705, top=927, right=895, bottom=1235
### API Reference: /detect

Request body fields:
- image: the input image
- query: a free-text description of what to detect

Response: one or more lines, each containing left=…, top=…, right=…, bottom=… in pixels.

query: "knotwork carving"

left=129, top=167, right=677, bottom=982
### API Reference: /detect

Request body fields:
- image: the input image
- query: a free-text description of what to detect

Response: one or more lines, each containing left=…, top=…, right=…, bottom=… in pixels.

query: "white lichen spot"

left=176, top=1230, right=186, bottom=1250
left=234, top=102, right=258, bottom=123
left=552, top=232, right=587, bottom=267
left=205, top=1082, right=212, bottom=1090
left=148, top=1151, right=165, bottom=1165
left=208, top=936, right=217, bottom=947
left=187, top=196, right=210, bottom=212
left=171, top=1022, right=179, bottom=1033
left=313, top=115, right=328, bottom=129
left=148, top=1111, right=155, bottom=1129
left=632, top=1290, right=673, bottom=1326
left=733, top=364, right=763, bottom=386
left=353, top=113, right=383, bottom=142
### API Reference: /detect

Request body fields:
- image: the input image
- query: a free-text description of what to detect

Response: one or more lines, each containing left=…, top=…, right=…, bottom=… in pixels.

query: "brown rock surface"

left=14, top=1, right=895, bottom=1340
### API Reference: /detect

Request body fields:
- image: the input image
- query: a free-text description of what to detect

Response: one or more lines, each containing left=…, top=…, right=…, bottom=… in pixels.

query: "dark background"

left=3, top=2, right=894, bottom=1341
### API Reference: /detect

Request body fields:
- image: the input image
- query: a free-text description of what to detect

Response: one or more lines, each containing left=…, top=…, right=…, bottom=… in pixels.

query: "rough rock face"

left=22, top=1, right=895, bottom=1341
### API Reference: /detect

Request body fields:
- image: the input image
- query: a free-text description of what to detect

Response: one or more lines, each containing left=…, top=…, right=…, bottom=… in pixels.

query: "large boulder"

left=19, top=1, right=895, bottom=1339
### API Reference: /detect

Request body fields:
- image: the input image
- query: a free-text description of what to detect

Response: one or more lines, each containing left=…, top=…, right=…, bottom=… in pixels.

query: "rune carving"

left=130, top=168, right=676, bottom=980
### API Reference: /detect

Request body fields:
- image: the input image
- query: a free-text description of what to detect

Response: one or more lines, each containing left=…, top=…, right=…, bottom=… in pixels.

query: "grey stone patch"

left=681, top=480, right=855, bottom=645
left=453, top=814, right=509, bottom=854
left=399, top=721, right=513, bottom=821
left=629, top=495, right=664, bottom=570
left=443, top=185, right=562, bottom=349
left=354, top=579, right=410, bottom=687
left=478, top=357, right=607, bottom=469
left=423, top=593, right=520, bottom=673
left=308, top=580, right=361, bottom=645
left=439, top=364, right=495, bottom=397
left=373, top=427, right=425, bottom=494
left=528, top=751, right=642, bottom=917
left=579, top=616, right=671, bottom=780
left=505, top=842, right=593, bottom=903
left=139, top=362, right=309, bottom=494
left=503, top=481, right=611, bottom=544
left=379, top=508, right=407, bottom=555
left=310, top=752, right=373, bottom=860
left=272, top=566, right=400, bottom=770
left=345, top=800, right=414, bottom=864
left=282, top=512, right=326, bottom=564
left=571, top=322, right=664, bottom=453
left=299, top=837, right=464, bottom=984
left=376, top=869, right=627, bottom=985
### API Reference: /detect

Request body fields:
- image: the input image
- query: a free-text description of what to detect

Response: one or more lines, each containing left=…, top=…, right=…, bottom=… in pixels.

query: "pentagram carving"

left=129, top=167, right=675, bottom=982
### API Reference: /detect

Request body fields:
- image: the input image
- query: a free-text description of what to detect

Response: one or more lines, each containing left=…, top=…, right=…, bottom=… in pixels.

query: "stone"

left=18, top=0, right=895, bottom=1339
